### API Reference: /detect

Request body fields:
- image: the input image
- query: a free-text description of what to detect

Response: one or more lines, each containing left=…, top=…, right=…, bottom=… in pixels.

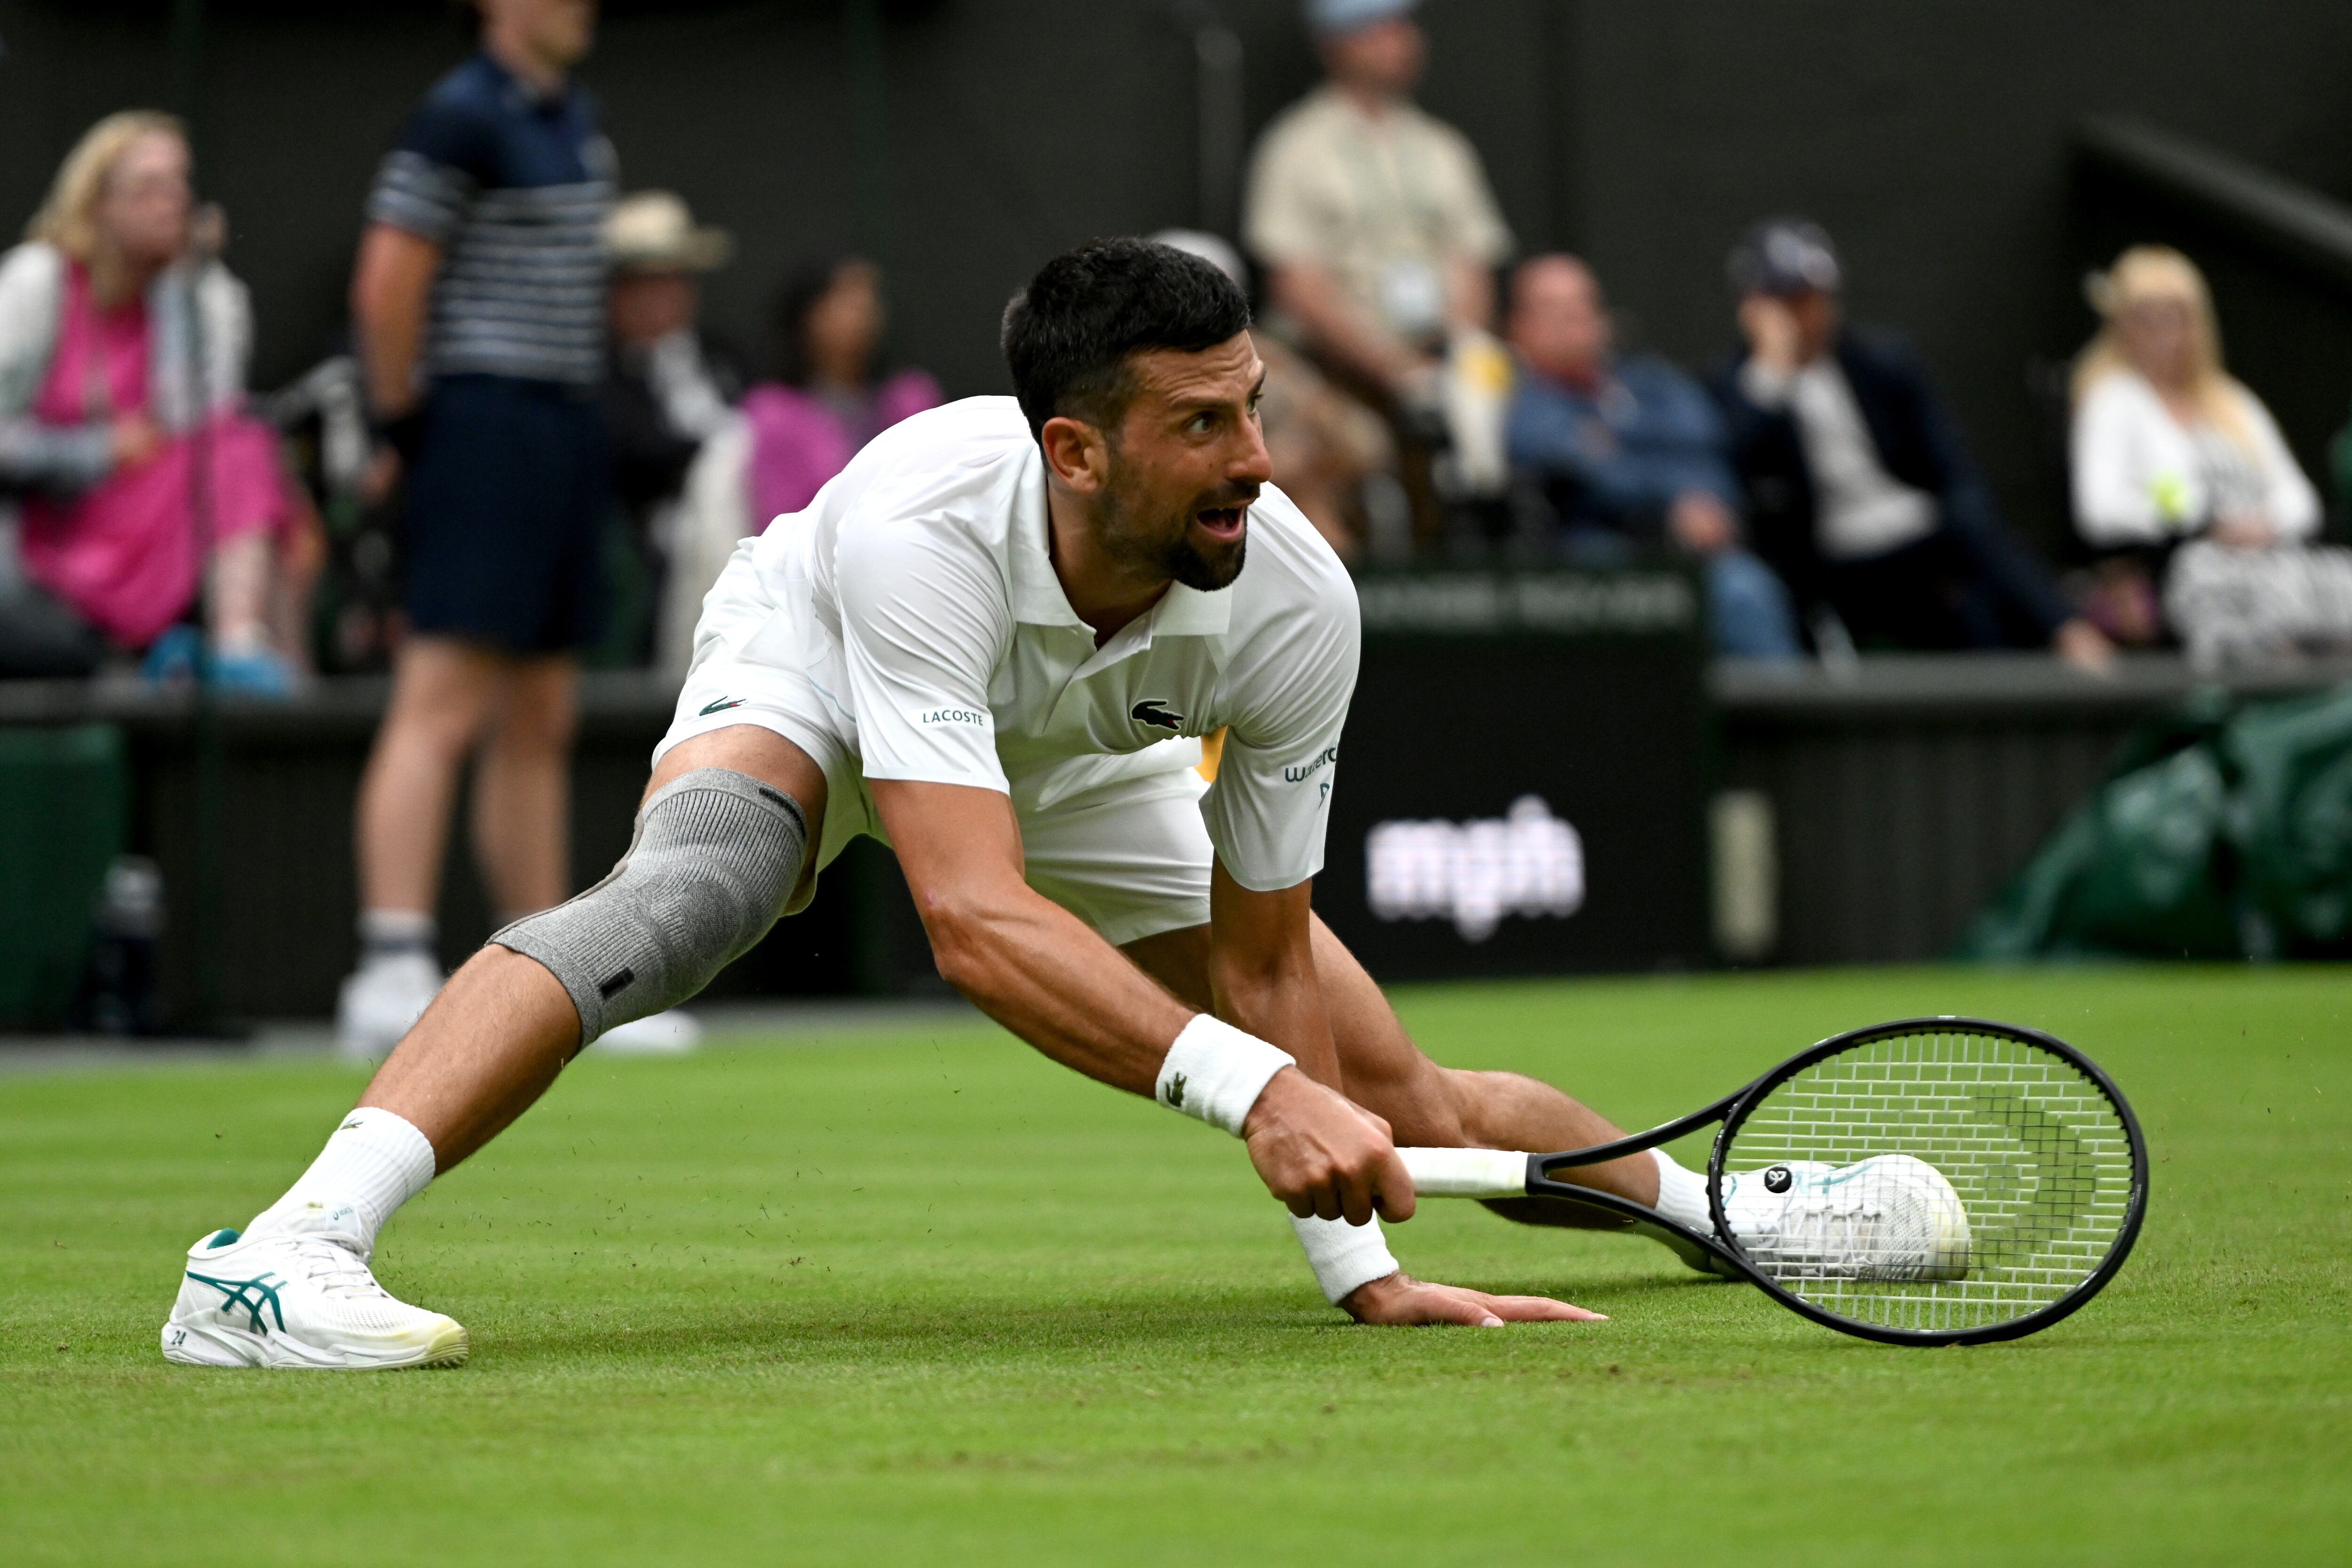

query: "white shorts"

left=654, top=548, right=1214, bottom=946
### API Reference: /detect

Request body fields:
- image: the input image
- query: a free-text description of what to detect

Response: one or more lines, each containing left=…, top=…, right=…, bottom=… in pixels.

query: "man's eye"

left=1190, top=413, right=1217, bottom=434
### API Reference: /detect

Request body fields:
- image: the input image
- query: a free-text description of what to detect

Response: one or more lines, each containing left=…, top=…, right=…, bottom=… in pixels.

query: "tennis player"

left=161, top=240, right=1904, bottom=1369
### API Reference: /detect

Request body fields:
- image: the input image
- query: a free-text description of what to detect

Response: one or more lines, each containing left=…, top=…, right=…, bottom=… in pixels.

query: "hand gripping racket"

left=1398, top=1017, right=2148, bottom=1346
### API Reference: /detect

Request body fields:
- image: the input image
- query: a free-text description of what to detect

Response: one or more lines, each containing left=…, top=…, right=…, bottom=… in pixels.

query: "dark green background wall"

left=6, top=0, right=2352, bottom=554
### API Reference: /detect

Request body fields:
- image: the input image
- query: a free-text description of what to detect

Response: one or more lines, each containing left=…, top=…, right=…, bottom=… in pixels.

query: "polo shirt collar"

left=1007, top=459, right=1086, bottom=629
left=1152, top=579, right=1234, bottom=637
left=1004, top=457, right=1238, bottom=644
left=477, top=48, right=573, bottom=115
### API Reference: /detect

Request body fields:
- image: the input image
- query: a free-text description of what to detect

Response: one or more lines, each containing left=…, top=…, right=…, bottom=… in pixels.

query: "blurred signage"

left=1355, top=570, right=1698, bottom=636
left=1317, top=568, right=1708, bottom=978
left=1367, top=796, right=1585, bottom=942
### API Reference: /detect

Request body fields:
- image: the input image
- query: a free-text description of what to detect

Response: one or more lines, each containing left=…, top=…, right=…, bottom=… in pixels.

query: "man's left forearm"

left=1204, top=863, right=1340, bottom=1091
left=1210, top=945, right=1335, bottom=1087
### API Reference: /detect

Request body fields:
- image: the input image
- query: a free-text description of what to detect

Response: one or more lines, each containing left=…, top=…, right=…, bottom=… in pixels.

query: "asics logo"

left=186, top=1270, right=289, bottom=1334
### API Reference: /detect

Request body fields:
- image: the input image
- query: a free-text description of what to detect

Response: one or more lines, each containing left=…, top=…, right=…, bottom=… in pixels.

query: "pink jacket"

left=741, top=370, right=942, bottom=526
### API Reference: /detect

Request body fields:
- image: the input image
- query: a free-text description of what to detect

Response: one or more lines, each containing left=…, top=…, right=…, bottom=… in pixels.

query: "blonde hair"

left=2072, top=245, right=2255, bottom=451
left=24, top=111, right=187, bottom=301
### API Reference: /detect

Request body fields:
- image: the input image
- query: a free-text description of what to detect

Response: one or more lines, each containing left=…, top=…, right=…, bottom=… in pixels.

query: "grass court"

left=5, top=965, right=2347, bottom=1565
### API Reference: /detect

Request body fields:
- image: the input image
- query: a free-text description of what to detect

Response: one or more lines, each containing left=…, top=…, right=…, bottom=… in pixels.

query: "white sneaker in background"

left=1724, top=1154, right=1973, bottom=1282
left=160, top=1227, right=468, bottom=1370
left=594, top=1009, right=702, bottom=1055
left=334, top=951, right=443, bottom=1061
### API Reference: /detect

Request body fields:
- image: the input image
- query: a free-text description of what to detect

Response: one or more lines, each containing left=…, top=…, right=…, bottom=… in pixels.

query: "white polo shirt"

left=717, top=396, right=1358, bottom=894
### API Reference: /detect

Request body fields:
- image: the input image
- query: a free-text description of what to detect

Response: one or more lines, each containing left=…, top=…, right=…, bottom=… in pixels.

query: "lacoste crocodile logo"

left=1131, top=699, right=1184, bottom=732
left=1163, top=1072, right=1188, bottom=1109
left=186, top=1270, right=289, bottom=1335
left=699, top=697, right=747, bottom=717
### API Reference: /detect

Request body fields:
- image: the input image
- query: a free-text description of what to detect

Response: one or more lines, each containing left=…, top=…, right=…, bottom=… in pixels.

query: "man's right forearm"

left=351, top=223, right=441, bottom=417
left=871, top=778, right=1406, bottom=1224
left=925, top=878, right=1197, bottom=1097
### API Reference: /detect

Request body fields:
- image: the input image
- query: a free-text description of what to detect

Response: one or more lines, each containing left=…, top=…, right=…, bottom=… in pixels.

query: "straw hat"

left=604, top=190, right=732, bottom=274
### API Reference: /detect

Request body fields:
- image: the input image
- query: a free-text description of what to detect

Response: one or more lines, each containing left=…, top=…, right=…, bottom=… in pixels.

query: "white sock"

left=246, top=1107, right=437, bottom=1258
left=358, top=909, right=435, bottom=965
left=1649, top=1148, right=1713, bottom=1233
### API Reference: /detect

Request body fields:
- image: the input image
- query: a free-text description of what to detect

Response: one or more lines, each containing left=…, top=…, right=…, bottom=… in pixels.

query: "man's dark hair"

left=1001, top=238, right=1252, bottom=443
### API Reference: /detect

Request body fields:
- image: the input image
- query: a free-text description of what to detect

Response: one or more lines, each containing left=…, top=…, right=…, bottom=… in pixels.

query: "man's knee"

left=493, top=768, right=810, bottom=1045
left=1347, top=1058, right=1476, bottom=1148
left=487, top=694, right=578, bottom=759
left=493, top=664, right=581, bottom=755
left=381, top=670, right=499, bottom=760
left=1439, top=1069, right=1558, bottom=1150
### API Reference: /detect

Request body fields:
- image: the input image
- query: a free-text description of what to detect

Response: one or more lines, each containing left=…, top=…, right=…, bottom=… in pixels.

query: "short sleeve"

left=2070, top=378, right=2163, bottom=546
left=1200, top=573, right=1360, bottom=891
left=1243, top=115, right=1330, bottom=266
left=2234, top=386, right=2321, bottom=540
left=1430, top=124, right=1513, bottom=265
left=835, top=506, right=1014, bottom=794
left=364, top=95, right=492, bottom=244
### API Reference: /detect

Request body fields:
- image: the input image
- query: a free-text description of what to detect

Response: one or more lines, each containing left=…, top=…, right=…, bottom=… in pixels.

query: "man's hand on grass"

left=1341, top=1271, right=1606, bottom=1327
left=1242, top=1066, right=1416, bottom=1226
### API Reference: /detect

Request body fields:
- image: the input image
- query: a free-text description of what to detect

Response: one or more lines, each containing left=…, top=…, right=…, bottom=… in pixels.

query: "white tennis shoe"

left=335, top=951, right=443, bottom=1061
left=161, top=1227, right=469, bottom=1370
left=1723, top=1155, right=1973, bottom=1282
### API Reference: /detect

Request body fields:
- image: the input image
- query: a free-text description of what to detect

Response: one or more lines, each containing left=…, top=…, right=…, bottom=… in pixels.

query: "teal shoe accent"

left=139, top=625, right=202, bottom=683
left=207, top=1228, right=241, bottom=1248
left=185, top=1269, right=288, bottom=1333
left=209, top=649, right=294, bottom=698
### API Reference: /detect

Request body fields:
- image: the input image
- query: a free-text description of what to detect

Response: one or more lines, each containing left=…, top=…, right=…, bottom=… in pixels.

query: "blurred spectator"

left=741, top=256, right=939, bottom=523
left=0, top=111, right=309, bottom=687
left=339, top=0, right=620, bottom=1054
left=599, top=190, right=744, bottom=664
left=1505, top=254, right=1799, bottom=658
left=1243, top=0, right=1514, bottom=536
left=1153, top=229, right=1393, bottom=561
left=654, top=254, right=938, bottom=675
left=2073, top=246, right=2352, bottom=667
left=1713, top=218, right=2112, bottom=672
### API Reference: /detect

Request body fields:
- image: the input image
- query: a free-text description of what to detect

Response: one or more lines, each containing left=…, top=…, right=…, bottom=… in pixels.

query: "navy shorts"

left=403, top=374, right=609, bottom=655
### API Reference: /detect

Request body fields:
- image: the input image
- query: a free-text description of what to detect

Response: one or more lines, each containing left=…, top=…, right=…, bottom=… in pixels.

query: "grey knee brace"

left=494, top=768, right=807, bottom=1046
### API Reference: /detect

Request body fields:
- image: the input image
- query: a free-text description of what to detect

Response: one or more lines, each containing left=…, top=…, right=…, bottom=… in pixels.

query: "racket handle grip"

left=1397, top=1147, right=1532, bottom=1199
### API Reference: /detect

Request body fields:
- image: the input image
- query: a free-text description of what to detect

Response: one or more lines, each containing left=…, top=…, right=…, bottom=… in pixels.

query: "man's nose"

left=1231, top=418, right=1275, bottom=486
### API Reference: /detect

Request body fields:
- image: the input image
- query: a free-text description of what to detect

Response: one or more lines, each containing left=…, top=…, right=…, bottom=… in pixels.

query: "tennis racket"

left=1398, top=1016, right=2147, bottom=1346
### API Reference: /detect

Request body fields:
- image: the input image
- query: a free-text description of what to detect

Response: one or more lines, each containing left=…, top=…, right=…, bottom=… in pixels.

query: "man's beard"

left=1099, top=470, right=1250, bottom=593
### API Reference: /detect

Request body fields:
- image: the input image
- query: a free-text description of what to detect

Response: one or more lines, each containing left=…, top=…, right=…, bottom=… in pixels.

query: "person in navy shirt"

left=339, top=0, right=620, bottom=1054
left=1505, top=254, right=1800, bottom=659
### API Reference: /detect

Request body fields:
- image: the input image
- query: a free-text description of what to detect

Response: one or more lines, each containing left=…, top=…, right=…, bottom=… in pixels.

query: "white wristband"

left=1290, top=1212, right=1402, bottom=1305
left=1155, top=1014, right=1295, bottom=1137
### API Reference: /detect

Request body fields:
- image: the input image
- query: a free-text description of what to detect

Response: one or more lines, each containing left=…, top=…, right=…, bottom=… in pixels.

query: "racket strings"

left=1721, top=1029, right=2135, bottom=1333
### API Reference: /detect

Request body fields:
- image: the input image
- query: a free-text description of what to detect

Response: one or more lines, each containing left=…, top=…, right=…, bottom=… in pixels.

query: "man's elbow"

left=914, top=888, right=1011, bottom=1001
left=351, top=226, right=437, bottom=324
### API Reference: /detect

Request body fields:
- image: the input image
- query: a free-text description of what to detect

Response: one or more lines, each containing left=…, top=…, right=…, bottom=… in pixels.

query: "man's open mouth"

left=1194, top=506, right=1247, bottom=540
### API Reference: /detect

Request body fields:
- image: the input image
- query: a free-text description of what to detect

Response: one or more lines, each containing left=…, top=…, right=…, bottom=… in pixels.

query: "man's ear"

left=1039, top=414, right=1109, bottom=494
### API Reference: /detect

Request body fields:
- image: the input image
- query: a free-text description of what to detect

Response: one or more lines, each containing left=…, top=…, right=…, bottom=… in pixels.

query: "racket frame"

left=1508, top=1015, right=2150, bottom=1347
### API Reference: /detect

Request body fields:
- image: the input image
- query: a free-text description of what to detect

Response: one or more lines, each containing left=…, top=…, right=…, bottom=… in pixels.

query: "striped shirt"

left=366, top=52, right=614, bottom=388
